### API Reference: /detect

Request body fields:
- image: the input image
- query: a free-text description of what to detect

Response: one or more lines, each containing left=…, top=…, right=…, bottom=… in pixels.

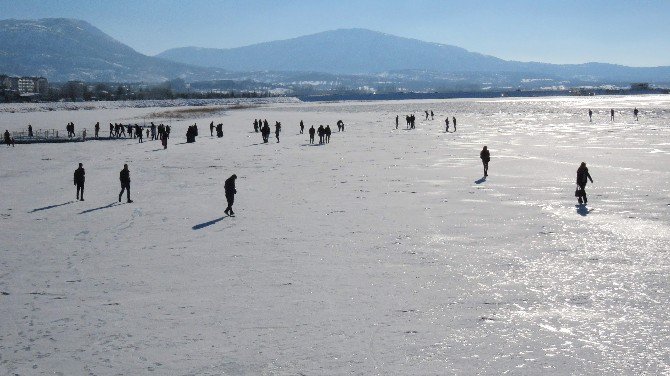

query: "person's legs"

left=225, top=195, right=234, bottom=215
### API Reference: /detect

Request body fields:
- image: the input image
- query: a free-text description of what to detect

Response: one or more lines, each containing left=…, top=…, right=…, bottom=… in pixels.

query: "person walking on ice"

left=224, top=174, right=237, bottom=216
left=453, top=117, right=457, bottom=132
left=576, top=162, right=594, bottom=205
left=588, top=109, right=593, bottom=122
left=634, top=107, right=639, bottom=121
left=119, top=164, right=133, bottom=203
left=480, top=146, right=490, bottom=177
left=445, top=117, right=450, bottom=132
left=309, top=125, right=315, bottom=144
left=74, top=163, right=85, bottom=201
left=610, top=109, right=615, bottom=121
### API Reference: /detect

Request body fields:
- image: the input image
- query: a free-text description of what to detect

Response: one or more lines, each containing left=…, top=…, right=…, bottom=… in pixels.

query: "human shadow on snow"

left=575, top=204, right=591, bottom=216
left=192, top=216, right=227, bottom=230
left=79, top=202, right=119, bottom=214
left=29, top=201, right=75, bottom=213
left=474, top=177, right=486, bottom=184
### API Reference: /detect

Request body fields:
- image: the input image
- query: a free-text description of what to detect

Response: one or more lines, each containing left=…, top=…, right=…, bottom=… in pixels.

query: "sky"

left=2, top=0, right=669, bottom=67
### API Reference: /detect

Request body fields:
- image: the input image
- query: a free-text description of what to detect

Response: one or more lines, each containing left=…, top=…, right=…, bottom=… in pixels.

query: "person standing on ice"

left=94, top=122, right=100, bottom=138
left=633, top=107, right=639, bottom=121
left=588, top=109, right=593, bottom=122
left=610, top=109, right=615, bottom=121
left=28, top=124, right=33, bottom=137
left=309, top=125, right=315, bottom=144
left=337, top=120, right=344, bottom=132
left=325, top=125, right=332, bottom=143
left=210, top=121, right=214, bottom=136
left=224, top=174, right=237, bottom=216
left=74, top=163, right=85, bottom=201
left=300, top=120, right=304, bottom=134
left=275, top=121, right=281, bottom=143
left=395, top=115, right=399, bottom=129
left=430, top=110, right=434, bottom=120
left=480, top=146, right=490, bottom=177
left=445, top=117, right=450, bottom=132
left=452, top=117, right=457, bottom=132
left=4, top=130, right=11, bottom=146
left=425, top=110, right=429, bottom=120
left=118, top=164, right=133, bottom=203
left=576, top=162, right=593, bottom=205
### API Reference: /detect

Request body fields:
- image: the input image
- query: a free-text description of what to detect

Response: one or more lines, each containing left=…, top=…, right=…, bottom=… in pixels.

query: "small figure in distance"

left=138, top=126, right=143, bottom=143
left=425, top=110, right=429, bottom=120
left=299, top=120, right=304, bottom=134
left=109, top=123, right=114, bottom=138
left=325, top=125, right=331, bottom=143
left=633, top=107, right=639, bottom=121
left=4, top=130, right=11, bottom=146
left=275, top=121, right=281, bottom=143
left=94, top=122, right=100, bottom=138
left=395, top=115, right=398, bottom=130
left=610, top=109, right=615, bottom=121
left=28, top=124, right=33, bottom=137
left=224, top=174, right=237, bottom=216
left=119, top=164, right=133, bottom=203
left=337, top=120, right=344, bottom=132
left=576, top=162, right=593, bottom=205
left=430, top=110, right=434, bottom=120
left=480, top=146, right=490, bottom=177
left=445, top=117, right=450, bottom=132
left=74, top=163, right=85, bottom=201
left=588, top=109, right=593, bottom=122
left=452, top=116, right=457, bottom=132
left=210, top=121, right=214, bottom=136
left=309, top=125, right=315, bottom=144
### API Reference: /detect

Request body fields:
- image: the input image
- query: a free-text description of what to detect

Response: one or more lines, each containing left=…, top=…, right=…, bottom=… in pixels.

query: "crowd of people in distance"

left=186, top=123, right=199, bottom=143
left=588, top=107, right=640, bottom=122
left=307, top=124, right=332, bottom=144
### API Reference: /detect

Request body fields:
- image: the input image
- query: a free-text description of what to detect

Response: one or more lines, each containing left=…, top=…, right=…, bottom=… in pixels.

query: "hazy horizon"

left=1, top=0, right=670, bottom=67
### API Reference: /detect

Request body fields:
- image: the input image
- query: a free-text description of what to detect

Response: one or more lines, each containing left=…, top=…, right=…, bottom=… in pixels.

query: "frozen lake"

left=1, top=95, right=669, bottom=374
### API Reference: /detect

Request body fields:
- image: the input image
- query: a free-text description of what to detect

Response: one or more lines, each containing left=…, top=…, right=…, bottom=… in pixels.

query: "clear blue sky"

left=2, top=0, right=669, bottom=67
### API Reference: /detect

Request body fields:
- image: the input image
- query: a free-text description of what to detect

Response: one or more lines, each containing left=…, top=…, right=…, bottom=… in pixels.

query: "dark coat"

left=576, top=166, right=593, bottom=186
left=120, top=168, right=130, bottom=185
left=74, top=167, right=85, bottom=185
left=480, top=149, right=490, bottom=162
left=224, top=176, right=236, bottom=196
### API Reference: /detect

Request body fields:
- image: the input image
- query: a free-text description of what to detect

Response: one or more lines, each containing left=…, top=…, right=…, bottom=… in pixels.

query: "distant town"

left=1, top=73, right=668, bottom=104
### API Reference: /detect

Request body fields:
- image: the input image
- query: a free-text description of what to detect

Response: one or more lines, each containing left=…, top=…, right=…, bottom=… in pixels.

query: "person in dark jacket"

left=576, top=162, right=594, bottom=205
left=210, top=121, right=214, bottom=136
left=588, top=109, right=593, bottom=122
left=28, top=124, right=34, bottom=137
left=309, top=125, right=315, bottom=144
left=74, top=163, right=85, bottom=201
left=3, top=130, right=10, bottom=146
left=119, top=164, right=133, bottom=203
left=224, top=174, right=237, bottom=216
left=325, top=125, right=331, bottom=143
left=480, top=146, right=490, bottom=177
left=275, top=121, right=281, bottom=143
left=299, top=120, right=304, bottom=134
left=610, top=109, right=615, bottom=121
left=452, top=117, right=457, bottom=132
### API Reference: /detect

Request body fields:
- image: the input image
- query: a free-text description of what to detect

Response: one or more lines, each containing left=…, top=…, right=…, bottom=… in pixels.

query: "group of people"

left=66, top=122, right=77, bottom=138
left=393, top=113, right=457, bottom=132
left=308, top=124, right=332, bottom=145
left=3, top=129, right=15, bottom=147
left=254, top=119, right=282, bottom=143
left=71, top=162, right=241, bottom=215
left=186, top=123, right=199, bottom=143
left=588, top=108, right=641, bottom=122
left=209, top=121, right=224, bottom=137
left=71, top=163, right=133, bottom=203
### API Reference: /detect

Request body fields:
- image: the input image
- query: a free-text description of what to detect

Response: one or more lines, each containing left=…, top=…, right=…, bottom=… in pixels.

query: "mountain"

left=0, top=18, right=226, bottom=82
left=157, top=28, right=670, bottom=84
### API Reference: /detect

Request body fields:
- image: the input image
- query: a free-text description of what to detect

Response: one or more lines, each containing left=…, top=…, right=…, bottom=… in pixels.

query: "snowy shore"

left=1, top=95, right=669, bottom=374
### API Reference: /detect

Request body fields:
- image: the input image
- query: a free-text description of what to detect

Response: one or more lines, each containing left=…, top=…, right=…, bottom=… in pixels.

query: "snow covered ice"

left=1, top=95, right=669, bottom=374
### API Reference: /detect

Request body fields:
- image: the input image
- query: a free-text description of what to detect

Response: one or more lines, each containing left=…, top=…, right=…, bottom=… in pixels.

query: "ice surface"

left=1, top=95, right=669, bottom=374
